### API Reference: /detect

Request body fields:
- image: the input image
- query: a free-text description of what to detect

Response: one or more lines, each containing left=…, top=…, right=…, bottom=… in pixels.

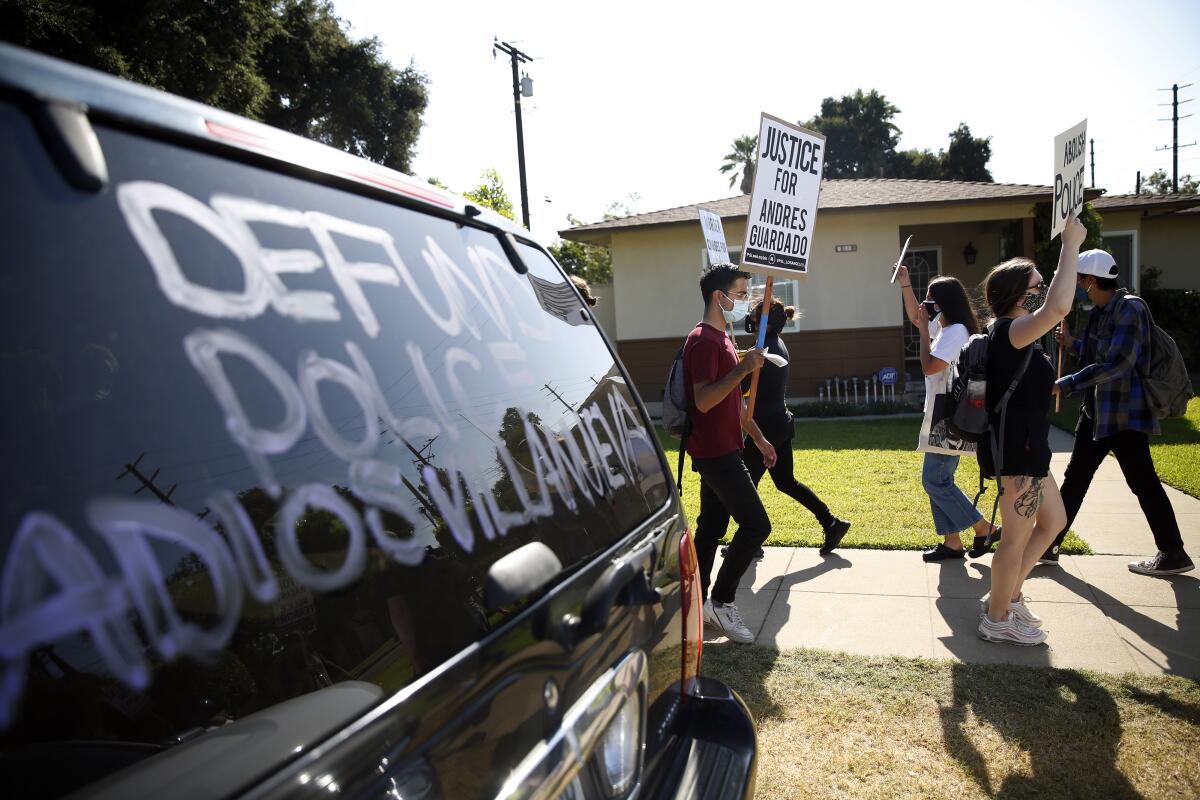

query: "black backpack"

left=1117, top=295, right=1194, bottom=419
left=662, top=343, right=692, bottom=493
left=943, top=322, right=1032, bottom=522
left=944, top=333, right=1031, bottom=445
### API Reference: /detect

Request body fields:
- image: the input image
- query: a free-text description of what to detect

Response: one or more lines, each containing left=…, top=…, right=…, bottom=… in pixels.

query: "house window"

left=901, top=247, right=941, bottom=379
left=749, top=275, right=803, bottom=334
left=1101, top=231, right=1138, bottom=292
left=700, top=248, right=801, bottom=334
left=702, top=246, right=742, bottom=270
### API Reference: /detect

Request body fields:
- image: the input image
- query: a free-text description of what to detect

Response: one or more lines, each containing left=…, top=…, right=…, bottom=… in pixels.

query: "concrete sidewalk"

left=711, top=427, right=1200, bottom=678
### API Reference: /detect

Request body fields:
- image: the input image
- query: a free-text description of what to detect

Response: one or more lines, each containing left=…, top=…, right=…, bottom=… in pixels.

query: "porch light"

left=963, top=241, right=978, bottom=265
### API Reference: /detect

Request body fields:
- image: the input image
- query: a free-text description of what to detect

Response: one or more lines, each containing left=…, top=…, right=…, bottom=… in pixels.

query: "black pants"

left=692, top=451, right=772, bottom=604
left=741, top=433, right=834, bottom=528
left=1053, top=411, right=1183, bottom=553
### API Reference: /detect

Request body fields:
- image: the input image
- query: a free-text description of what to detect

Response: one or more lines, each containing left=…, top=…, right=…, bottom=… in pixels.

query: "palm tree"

left=719, top=135, right=758, bottom=194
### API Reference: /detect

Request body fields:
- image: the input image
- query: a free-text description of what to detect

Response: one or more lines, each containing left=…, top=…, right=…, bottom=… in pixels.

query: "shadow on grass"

left=1120, top=684, right=1200, bottom=727
left=699, top=643, right=784, bottom=724
left=941, top=662, right=1142, bottom=799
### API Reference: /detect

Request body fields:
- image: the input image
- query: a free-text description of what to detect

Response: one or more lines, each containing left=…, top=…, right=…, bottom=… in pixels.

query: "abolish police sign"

left=698, top=207, right=730, bottom=266
left=740, top=113, right=825, bottom=277
left=1052, top=119, right=1087, bottom=239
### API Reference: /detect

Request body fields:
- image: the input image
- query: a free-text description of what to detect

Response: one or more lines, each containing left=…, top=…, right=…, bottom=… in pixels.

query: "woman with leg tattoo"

left=975, top=216, right=1085, bottom=646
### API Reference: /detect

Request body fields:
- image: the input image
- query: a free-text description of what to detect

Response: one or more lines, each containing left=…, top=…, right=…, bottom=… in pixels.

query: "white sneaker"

left=709, top=601, right=754, bottom=644
left=977, top=611, right=1047, bottom=646
left=702, top=599, right=718, bottom=628
left=980, top=592, right=1042, bottom=628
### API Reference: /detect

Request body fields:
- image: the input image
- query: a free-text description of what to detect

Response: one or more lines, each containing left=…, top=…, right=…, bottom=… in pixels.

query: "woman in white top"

left=895, top=266, right=998, bottom=562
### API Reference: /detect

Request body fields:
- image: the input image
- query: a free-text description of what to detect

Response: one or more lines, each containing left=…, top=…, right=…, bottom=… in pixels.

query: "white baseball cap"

left=1077, top=249, right=1119, bottom=279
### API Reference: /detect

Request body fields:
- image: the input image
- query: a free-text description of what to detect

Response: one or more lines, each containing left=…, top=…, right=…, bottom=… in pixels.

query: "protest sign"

left=740, top=113, right=825, bottom=279
left=698, top=207, right=731, bottom=266
left=1052, top=119, right=1087, bottom=239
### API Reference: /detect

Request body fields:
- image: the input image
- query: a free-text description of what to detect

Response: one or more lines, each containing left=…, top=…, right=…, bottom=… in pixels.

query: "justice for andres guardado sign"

left=1052, top=119, right=1087, bottom=239
left=698, top=207, right=731, bottom=266
left=740, top=113, right=825, bottom=278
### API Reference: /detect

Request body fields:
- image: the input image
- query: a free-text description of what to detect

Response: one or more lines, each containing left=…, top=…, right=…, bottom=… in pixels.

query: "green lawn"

left=659, top=419, right=1090, bottom=553
left=1050, top=396, right=1200, bottom=498
left=704, top=645, right=1200, bottom=800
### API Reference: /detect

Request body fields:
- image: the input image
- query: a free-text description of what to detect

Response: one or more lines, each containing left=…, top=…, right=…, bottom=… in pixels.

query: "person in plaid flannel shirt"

left=1047, top=249, right=1193, bottom=576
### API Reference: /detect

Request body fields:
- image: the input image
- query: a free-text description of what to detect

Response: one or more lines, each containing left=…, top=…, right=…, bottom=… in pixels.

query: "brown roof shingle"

left=561, top=179, right=1103, bottom=238
left=1090, top=192, right=1200, bottom=212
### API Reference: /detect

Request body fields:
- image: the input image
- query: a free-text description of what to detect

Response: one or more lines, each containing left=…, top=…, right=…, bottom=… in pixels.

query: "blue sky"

left=335, top=0, right=1200, bottom=244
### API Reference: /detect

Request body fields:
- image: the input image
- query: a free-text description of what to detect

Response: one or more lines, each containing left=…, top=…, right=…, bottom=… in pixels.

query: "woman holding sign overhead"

left=973, top=216, right=1085, bottom=646
left=893, top=265, right=999, bottom=563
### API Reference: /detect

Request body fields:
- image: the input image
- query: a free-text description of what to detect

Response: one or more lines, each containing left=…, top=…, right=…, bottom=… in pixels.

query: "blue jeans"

left=922, top=452, right=983, bottom=536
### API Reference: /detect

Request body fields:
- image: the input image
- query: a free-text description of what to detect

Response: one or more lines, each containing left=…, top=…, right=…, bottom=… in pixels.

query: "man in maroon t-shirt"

left=683, top=265, right=776, bottom=644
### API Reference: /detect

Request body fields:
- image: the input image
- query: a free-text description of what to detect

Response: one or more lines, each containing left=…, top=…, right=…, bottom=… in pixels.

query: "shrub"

left=1140, top=266, right=1200, bottom=368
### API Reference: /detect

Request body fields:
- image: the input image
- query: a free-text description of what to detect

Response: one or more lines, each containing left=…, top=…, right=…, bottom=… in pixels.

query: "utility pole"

left=117, top=452, right=177, bottom=505
left=543, top=382, right=575, bottom=414
left=1157, top=82, right=1196, bottom=193
left=1136, top=170, right=1142, bottom=195
left=116, top=452, right=209, bottom=518
left=1089, top=138, right=1095, bottom=187
left=493, top=39, right=533, bottom=229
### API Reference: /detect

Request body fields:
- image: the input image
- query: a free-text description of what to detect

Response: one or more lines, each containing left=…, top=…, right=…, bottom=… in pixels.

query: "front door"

left=902, top=247, right=941, bottom=384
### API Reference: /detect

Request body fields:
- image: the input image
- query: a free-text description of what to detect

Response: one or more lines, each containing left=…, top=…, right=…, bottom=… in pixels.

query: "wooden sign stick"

left=744, top=275, right=774, bottom=421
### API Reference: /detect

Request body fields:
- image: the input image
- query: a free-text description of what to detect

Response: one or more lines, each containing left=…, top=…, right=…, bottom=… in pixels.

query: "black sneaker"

left=1038, top=544, right=1060, bottom=566
left=720, top=544, right=765, bottom=560
left=968, top=526, right=1002, bottom=558
left=1128, top=550, right=1195, bottom=576
left=922, top=543, right=966, bottom=562
left=819, top=518, right=851, bottom=555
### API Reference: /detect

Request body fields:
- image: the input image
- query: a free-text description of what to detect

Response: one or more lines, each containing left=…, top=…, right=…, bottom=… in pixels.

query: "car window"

left=0, top=101, right=668, bottom=793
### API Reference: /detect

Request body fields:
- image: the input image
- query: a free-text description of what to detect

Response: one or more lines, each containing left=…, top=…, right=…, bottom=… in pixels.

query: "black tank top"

left=978, top=317, right=1055, bottom=477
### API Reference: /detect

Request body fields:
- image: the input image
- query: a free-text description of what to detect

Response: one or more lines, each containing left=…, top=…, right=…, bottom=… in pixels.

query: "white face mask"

left=721, top=293, right=751, bottom=324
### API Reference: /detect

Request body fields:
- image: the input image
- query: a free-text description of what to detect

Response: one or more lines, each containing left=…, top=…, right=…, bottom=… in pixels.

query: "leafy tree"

left=803, top=90, right=993, bottom=181
left=719, top=135, right=758, bottom=193
left=463, top=168, right=514, bottom=220
left=1032, top=201, right=1105, bottom=276
left=888, top=124, right=993, bottom=181
left=549, top=215, right=612, bottom=284
left=887, top=147, right=943, bottom=179
left=548, top=196, right=640, bottom=283
left=0, top=0, right=429, bottom=173
left=804, top=89, right=900, bottom=178
left=1141, top=168, right=1199, bottom=194
left=603, top=193, right=642, bottom=219
left=257, top=0, right=428, bottom=172
left=940, top=124, right=993, bottom=181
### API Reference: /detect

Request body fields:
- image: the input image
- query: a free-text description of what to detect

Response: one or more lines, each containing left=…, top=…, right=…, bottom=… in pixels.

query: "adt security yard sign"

left=878, top=367, right=899, bottom=386
left=1052, top=119, right=1087, bottom=240
left=698, top=207, right=730, bottom=267
left=740, top=113, right=825, bottom=278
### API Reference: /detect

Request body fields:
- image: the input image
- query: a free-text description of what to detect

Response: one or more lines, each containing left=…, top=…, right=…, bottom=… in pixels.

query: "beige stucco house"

left=1089, top=193, right=1200, bottom=291
left=561, top=180, right=1199, bottom=403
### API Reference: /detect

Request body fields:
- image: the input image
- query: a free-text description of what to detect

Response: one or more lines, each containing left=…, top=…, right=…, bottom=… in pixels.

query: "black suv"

left=0, top=45, right=755, bottom=799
